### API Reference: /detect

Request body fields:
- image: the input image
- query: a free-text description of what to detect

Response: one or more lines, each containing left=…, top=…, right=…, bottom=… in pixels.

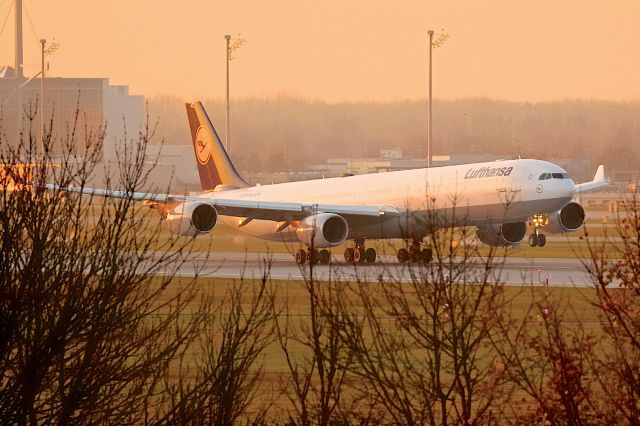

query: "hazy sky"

left=1, top=0, right=639, bottom=102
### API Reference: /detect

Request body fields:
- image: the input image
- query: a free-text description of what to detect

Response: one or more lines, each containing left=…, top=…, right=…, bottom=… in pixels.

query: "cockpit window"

left=540, top=172, right=570, bottom=180
left=552, top=173, right=571, bottom=179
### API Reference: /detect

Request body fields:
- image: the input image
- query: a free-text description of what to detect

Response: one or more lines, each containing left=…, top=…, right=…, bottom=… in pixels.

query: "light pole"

left=15, top=0, right=23, bottom=148
left=427, top=29, right=449, bottom=168
left=225, top=34, right=231, bottom=154
left=40, top=39, right=46, bottom=151
left=427, top=30, right=433, bottom=168
left=37, top=39, right=60, bottom=154
left=224, top=34, right=246, bottom=156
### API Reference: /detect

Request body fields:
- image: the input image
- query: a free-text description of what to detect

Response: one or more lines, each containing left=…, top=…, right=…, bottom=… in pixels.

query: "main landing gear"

left=344, top=239, right=377, bottom=264
left=528, top=213, right=547, bottom=247
left=528, top=231, right=547, bottom=247
left=294, top=240, right=433, bottom=265
left=295, top=248, right=331, bottom=265
left=397, top=241, right=433, bottom=264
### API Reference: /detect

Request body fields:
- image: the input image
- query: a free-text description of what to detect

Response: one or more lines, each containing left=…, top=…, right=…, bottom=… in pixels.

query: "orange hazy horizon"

left=1, top=0, right=639, bottom=102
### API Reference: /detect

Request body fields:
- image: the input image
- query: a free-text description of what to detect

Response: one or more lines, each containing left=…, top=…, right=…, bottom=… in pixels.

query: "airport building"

left=0, top=0, right=144, bottom=161
left=0, top=69, right=144, bottom=160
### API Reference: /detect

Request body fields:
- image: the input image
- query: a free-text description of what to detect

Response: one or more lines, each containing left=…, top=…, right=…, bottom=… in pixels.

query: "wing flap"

left=206, top=199, right=396, bottom=222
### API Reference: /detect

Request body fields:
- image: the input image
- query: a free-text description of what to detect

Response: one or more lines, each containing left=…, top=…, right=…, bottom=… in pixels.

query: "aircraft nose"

left=548, top=179, right=574, bottom=199
left=565, top=179, right=576, bottom=198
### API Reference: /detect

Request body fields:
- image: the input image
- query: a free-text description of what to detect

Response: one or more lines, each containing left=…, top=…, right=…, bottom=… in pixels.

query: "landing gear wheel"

left=295, top=249, right=307, bottom=265
left=537, top=234, right=546, bottom=247
left=307, top=249, right=320, bottom=265
left=365, top=248, right=377, bottom=263
left=397, top=248, right=410, bottom=263
left=409, top=245, right=421, bottom=263
left=421, top=248, right=433, bottom=263
left=354, top=248, right=365, bottom=264
left=319, top=249, right=331, bottom=264
left=528, top=234, right=539, bottom=247
left=344, top=247, right=355, bottom=263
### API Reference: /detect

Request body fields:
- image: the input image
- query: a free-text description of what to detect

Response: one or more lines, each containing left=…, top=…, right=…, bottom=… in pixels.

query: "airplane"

left=51, top=101, right=609, bottom=265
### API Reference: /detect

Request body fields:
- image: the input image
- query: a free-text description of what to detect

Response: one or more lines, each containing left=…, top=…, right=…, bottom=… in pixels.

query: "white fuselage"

left=196, top=159, right=575, bottom=242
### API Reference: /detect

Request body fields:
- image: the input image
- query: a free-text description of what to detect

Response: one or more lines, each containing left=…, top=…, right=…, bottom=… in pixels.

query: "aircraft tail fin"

left=185, top=102, right=249, bottom=191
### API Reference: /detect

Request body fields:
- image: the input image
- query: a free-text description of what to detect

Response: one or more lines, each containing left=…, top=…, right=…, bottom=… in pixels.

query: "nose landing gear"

left=528, top=231, right=547, bottom=247
left=529, top=213, right=548, bottom=247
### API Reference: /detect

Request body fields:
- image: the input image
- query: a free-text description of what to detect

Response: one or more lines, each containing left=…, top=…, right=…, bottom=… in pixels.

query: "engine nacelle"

left=476, top=222, right=527, bottom=247
left=165, top=202, right=218, bottom=236
left=295, top=213, right=349, bottom=248
left=543, top=202, right=585, bottom=234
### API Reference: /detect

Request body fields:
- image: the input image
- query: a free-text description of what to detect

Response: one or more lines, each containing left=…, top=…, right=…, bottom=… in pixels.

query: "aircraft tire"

left=344, top=247, right=355, bottom=263
left=354, top=248, right=365, bottom=264
left=319, top=249, right=331, bottom=264
left=421, top=248, right=433, bottom=263
left=365, top=248, right=376, bottom=263
left=528, top=234, right=539, bottom=247
left=397, top=248, right=409, bottom=263
left=537, top=234, right=546, bottom=247
left=307, top=249, right=320, bottom=264
left=296, top=249, right=307, bottom=265
left=409, top=245, right=421, bottom=263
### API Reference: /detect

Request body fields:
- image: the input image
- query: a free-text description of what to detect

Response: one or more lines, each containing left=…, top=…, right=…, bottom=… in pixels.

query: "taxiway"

left=169, top=251, right=599, bottom=287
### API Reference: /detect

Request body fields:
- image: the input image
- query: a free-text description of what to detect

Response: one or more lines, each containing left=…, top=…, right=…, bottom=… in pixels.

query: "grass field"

left=165, top=273, right=606, bottom=421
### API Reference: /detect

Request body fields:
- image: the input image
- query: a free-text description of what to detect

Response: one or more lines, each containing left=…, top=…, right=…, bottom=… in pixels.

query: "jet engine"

left=476, top=221, right=527, bottom=247
left=165, top=202, right=218, bottom=236
left=543, top=201, right=585, bottom=234
left=295, top=213, right=349, bottom=248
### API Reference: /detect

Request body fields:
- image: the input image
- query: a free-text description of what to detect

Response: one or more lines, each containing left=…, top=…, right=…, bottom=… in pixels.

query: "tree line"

left=149, top=96, right=640, bottom=175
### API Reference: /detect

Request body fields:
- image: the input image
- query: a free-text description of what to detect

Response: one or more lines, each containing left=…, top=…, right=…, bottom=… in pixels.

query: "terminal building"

left=0, top=68, right=144, bottom=160
left=0, top=0, right=143, bottom=161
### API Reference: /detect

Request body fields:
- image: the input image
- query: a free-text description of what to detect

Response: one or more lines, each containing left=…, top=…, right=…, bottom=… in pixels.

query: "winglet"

left=575, top=164, right=609, bottom=194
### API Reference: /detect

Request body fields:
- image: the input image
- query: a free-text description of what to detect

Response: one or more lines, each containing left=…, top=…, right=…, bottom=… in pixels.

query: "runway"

left=170, top=251, right=601, bottom=287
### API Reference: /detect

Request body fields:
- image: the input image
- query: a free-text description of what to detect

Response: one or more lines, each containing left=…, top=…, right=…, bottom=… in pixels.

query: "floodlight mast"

left=40, top=39, right=45, bottom=152
left=427, top=29, right=449, bottom=168
left=224, top=34, right=246, bottom=156
left=225, top=34, right=231, bottom=154
left=427, top=30, right=433, bottom=168
left=14, top=0, right=24, bottom=149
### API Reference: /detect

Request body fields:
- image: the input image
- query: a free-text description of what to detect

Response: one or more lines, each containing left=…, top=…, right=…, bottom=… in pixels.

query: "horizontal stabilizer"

left=575, top=165, right=609, bottom=193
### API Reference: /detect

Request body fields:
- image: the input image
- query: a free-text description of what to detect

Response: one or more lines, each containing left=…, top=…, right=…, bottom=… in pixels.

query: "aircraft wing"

left=45, top=184, right=400, bottom=223
left=574, top=165, right=609, bottom=194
